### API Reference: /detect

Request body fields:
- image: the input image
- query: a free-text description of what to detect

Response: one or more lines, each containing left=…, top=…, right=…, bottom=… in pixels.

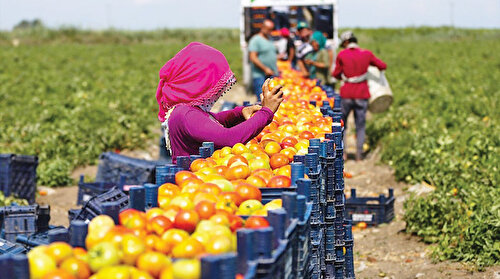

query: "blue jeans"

left=252, top=77, right=267, bottom=101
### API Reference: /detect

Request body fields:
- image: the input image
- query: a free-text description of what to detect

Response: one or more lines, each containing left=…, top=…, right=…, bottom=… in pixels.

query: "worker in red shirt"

left=333, top=31, right=387, bottom=160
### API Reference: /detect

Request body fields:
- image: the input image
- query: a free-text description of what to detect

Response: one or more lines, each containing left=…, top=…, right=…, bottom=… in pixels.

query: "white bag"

left=367, top=66, right=393, bottom=113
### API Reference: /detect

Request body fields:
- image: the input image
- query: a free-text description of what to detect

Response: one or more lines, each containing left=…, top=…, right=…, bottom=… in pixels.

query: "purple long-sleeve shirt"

left=168, top=105, right=274, bottom=162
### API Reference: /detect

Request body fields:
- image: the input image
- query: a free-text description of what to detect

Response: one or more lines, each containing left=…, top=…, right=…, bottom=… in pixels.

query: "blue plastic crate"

left=16, top=226, right=66, bottom=248
left=296, top=203, right=312, bottom=272
left=73, top=187, right=128, bottom=222
left=259, top=186, right=297, bottom=204
left=68, top=209, right=81, bottom=223
left=0, top=238, right=26, bottom=255
left=77, top=175, right=121, bottom=205
left=346, top=188, right=395, bottom=226
left=201, top=253, right=237, bottom=279
left=0, top=154, right=38, bottom=204
left=95, top=152, right=156, bottom=187
left=1, top=205, right=38, bottom=242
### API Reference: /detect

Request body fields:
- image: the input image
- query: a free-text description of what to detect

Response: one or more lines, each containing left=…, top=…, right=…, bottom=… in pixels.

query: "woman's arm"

left=183, top=107, right=274, bottom=149
left=298, top=59, right=309, bottom=77
left=211, top=107, right=245, bottom=127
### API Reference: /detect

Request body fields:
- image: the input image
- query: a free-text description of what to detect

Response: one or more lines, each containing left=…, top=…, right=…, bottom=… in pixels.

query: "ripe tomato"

left=245, top=216, right=269, bottom=228
left=267, top=175, right=291, bottom=188
left=280, top=136, right=299, bottom=149
left=279, top=148, right=297, bottom=161
left=253, top=152, right=270, bottom=161
left=46, top=242, right=74, bottom=265
left=144, top=234, right=160, bottom=251
left=39, top=269, right=75, bottom=279
left=264, top=141, right=281, bottom=156
left=190, top=159, right=216, bottom=172
left=195, top=200, right=216, bottom=220
left=158, top=183, right=180, bottom=197
left=209, top=214, right=230, bottom=226
left=60, top=257, right=91, bottom=279
left=225, top=165, right=251, bottom=180
left=235, top=184, right=262, bottom=202
left=214, top=166, right=228, bottom=177
left=178, top=177, right=203, bottom=189
left=175, top=171, right=197, bottom=185
left=172, top=238, right=205, bottom=258
left=251, top=169, right=274, bottom=184
left=137, top=251, right=171, bottom=278
left=245, top=175, right=267, bottom=188
left=269, top=153, right=290, bottom=170
left=174, top=210, right=200, bottom=233
left=229, top=215, right=244, bottom=232
left=161, top=229, right=190, bottom=250
left=232, top=143, right=250, bottom=155
left=275, top=165, right=291, bottom=177
left=227, top=155, right=249, bottom=167
left=299, top=131, right=315, bottom=140
left=198, top=182, right=221, bottom=195
left=147, top=215, right=173, bottom=235
left=220, top=191, right=244, bottom=207
left=162, top=205, right=181, bottom=223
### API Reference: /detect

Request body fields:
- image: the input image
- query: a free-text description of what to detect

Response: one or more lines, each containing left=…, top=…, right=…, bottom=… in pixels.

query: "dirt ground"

left=36, top=85, right=499, bottom=278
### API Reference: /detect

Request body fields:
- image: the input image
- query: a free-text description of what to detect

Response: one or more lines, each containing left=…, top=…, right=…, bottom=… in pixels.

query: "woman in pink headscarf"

left=156, top=42, right=283, bottom=163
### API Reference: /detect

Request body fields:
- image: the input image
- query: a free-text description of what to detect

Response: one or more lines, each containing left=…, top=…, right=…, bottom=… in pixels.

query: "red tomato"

left=175, top=171, right=197, bottom=185
left=158, top=183, right=180, bottom=197
left=147, top=215, right=173, bottom=235
left=174, top=210, right=200, bottom=233
left=235, top=184, right=262, bottom=202
left=245, top=175, right=267, bottom=188
left=251, top=169, right=273, bottom=184
left=299, top=131, right=315, bottom=140
left=200, top=183, right=222, bottom=195
left=267, top=175, right=292, bottom=188
left=195, top=201, right=216, bottom=220
left=214, top=166, right=228, bottom=177
left=225, top=165, right=251, bottom=180
left=280, top=136, right=298, bottom=149
left=229, top=215, right=245, bottom=232
left=245, top=216, right=269, bottom=228
left=269, top=153, right=290, bottom=170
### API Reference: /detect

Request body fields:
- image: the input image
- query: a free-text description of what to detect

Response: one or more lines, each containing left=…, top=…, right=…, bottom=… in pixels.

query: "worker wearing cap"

left=295, top=21, right=313, bottom=66
left=333, top=31, right=387, bottom=160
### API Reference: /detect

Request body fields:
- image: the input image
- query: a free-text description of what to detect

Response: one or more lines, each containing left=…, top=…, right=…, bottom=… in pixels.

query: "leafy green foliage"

left=0, top=29, right=240, bottom=185
left=363, top=28, right=500, bottom=267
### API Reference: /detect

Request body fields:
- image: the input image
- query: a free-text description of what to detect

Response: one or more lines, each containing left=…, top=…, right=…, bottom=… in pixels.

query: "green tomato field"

left=0, top=27, right=498, bottom=267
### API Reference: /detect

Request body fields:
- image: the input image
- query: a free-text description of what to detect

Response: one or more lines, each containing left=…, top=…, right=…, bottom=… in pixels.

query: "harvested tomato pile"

left=25, top=62, right=339, bottom=279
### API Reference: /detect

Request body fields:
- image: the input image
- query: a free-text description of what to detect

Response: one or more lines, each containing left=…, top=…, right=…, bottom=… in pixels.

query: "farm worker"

left=248, top=19, right=279, bottom=101
left=294, top=21, right=313, bottom=67
left=156, top=42, right=284, bottom=163
left=297, top=31, right=331, bottom=86
left=333, top=31, right=387, bottom=161
left=276, top=27, right=295, bottom=63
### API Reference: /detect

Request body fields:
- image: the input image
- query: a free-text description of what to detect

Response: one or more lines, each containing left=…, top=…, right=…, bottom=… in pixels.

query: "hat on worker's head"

left=340, top=31, right=356, bottom=46
left=297, top=21, right=310, bottom=30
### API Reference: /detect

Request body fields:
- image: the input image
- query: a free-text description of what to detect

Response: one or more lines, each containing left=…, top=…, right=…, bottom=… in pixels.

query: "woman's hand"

left=242, top=105, right=262, bottom=120
left=261, top=79, right=284, bottom=114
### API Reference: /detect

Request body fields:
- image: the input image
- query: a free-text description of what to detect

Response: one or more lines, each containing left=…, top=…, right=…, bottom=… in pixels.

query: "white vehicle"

left=240, top=0, right=339, bottom=89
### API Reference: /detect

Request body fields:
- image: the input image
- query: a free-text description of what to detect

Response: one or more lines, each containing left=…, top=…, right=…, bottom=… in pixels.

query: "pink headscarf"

left=156, top=42, right=235, bottom=121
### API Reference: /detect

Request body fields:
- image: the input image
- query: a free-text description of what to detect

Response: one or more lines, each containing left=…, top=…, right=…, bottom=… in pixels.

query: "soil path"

left=36, top=85, right=499, bottom=278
